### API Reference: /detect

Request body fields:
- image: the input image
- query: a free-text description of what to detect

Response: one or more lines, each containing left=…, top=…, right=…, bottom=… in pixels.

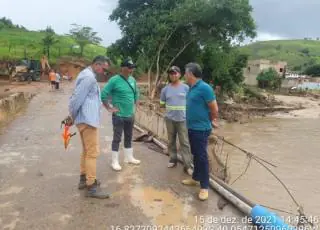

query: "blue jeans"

left=188, top=129, right=211, bottom=189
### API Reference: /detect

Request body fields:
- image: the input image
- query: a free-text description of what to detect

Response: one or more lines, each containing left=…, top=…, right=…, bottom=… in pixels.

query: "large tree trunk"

left=164, top=40, right=193, bottom=73
left=150, top=48, right=162, bottom=99
left=150, top=40, right=193, bottom=99
left=147, top=64, right=153, bottom=97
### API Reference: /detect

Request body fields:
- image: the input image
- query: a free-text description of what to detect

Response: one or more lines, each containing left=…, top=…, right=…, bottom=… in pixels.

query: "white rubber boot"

left=124, top=148, right=140, bottom=165
left=111, top=151, right=122, bottom=171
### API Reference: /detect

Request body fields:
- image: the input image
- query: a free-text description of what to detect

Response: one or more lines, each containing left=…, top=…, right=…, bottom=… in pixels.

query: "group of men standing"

left=67, top=56, right=218, bottom=201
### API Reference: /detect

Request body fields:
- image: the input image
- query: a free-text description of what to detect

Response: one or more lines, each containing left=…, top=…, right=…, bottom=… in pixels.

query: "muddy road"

left=0, top=84, right=245, bottom=230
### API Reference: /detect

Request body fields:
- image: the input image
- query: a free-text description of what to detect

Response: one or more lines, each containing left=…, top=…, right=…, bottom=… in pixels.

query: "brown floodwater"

left=217, top=117, right=320, bottom=223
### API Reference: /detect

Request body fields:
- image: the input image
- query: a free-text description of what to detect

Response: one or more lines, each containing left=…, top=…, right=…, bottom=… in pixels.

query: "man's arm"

left=203, top=85, right=219, bottom=126
left=69, top=77, right=95, bottom=120
left=101, top=79, right=118, bottom=112
left=208, top=100, right=219, bottom=121
left=159, top=87, right=166, bottom=108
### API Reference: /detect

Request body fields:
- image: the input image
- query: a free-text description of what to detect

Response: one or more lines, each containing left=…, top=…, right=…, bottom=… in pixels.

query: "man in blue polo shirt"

left=181, top=62, right=219, bottom=201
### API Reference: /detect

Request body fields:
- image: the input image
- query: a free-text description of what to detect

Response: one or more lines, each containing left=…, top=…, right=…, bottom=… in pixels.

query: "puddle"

left=130, top=186, right=197, bottom=226
left=0, top=186, right=24, bottom=196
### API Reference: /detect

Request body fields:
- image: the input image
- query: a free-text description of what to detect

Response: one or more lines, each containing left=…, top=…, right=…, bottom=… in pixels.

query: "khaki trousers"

left=77, top=124, right=100, bottom=186
left=165, top=118, right=192, bottom=169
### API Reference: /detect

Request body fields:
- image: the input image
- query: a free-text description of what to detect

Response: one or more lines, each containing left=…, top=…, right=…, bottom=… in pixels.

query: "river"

left=217, top=117, right=320, bottom=223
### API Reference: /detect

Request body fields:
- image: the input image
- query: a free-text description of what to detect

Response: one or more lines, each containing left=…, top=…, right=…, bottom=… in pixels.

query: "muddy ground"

left=0, top=83, right=247, bottom=230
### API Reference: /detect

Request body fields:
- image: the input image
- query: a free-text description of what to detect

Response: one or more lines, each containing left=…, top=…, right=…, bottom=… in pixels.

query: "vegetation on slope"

left=239, top=39, right=320, bottom=71
left=0, top=17, right=106, bottom=63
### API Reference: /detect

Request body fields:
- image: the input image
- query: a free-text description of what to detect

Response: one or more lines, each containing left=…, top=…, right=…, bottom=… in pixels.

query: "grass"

left=239, top=40, right=320, bottom=69
left=0, top=28, right=106, bottom=64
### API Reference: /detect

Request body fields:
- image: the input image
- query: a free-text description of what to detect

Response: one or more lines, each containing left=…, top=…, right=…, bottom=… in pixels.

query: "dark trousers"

left=55, top=82, right=59, bottom=89
left=112, top=114, right=134, bottom=151
left=188, top=129, right=211, bottom=189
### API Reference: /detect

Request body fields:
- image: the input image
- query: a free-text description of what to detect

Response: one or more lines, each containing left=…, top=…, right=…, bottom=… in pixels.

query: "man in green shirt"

left=101, top=59, right=141, bottom=171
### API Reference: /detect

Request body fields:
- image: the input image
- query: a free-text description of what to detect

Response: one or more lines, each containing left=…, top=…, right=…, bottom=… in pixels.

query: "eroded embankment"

left=0, top=92, right=34, bottom=129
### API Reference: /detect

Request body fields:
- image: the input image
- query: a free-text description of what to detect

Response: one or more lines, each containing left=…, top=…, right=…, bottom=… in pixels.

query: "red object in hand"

left=61, top=118, right=76, bottom=150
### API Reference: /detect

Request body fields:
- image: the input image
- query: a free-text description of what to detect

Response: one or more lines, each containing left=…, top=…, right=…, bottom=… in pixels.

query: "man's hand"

left=107, top=107, right=119, bottom=113
left=103, top=102, right=119, bottom=113
left=212, top=119, right=219, bottom=129
left=62, top=115, right=74, bottom=127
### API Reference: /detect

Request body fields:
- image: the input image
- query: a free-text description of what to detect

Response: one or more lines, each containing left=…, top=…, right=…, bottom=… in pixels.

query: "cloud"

left=250, top=0, right=320, bottom=39
left=0, top=0, right=121, bottom=46
left=1, top=0, right=320, bottom=47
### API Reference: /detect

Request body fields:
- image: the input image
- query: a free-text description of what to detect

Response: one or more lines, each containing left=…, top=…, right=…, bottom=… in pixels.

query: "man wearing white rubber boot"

left=101, top=58, right=141, bottom=171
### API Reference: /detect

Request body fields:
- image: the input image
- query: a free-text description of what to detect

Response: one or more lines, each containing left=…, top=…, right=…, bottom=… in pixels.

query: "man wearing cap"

left=181, top=62, right=219, bottom=201
left=68, top=55, right=111, bottom=199
left=101, top=58, right=141, bottom=171
left=160, top=66, right=193, bottom=175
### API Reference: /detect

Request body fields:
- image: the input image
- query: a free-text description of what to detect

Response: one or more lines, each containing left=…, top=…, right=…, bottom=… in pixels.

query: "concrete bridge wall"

left=135, top=105, right=229, bottom=182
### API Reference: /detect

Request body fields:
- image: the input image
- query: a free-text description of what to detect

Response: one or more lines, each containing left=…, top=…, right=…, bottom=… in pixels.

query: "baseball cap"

left=120, top=58, right=136, bottom=68
left=185, top=62, right=203, bottom=78
left=167, top=66, right=181, bottom=74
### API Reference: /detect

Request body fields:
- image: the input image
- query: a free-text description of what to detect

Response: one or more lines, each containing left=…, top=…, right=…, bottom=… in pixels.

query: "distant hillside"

left=239, top=40, right=320, bottom=71
left=0, top=28, right=106, bottom=63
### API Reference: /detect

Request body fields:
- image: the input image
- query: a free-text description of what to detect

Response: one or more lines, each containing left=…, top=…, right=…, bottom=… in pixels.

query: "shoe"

left=111, top=151, right=122, bottom=171
left=86, top=180, right=110, bottom=199
left=184, top=167, right=193, bottom=176
left=78, top=175, right=101, bottom=190
left=78, top=174, right=86, bottom=190
left=124, top=148, right=140, bottom=165
left=167, top=159, right=177, bottom=168
left=181, top=179, right=200, bottom=186
left=199, top=189, right=209, bottom=201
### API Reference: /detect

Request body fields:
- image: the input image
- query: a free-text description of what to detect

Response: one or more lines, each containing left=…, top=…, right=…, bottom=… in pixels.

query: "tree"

left=201, top=44, right=249, bottom=95
left=69, top=24, right=102, bottom=56
left=109, top=0, right=256, bottom=98
left=304, top=64, right=320, bottom=77
left=256, top=68, right=281, bottom=90
left=42, top=26, right=59, bottom=59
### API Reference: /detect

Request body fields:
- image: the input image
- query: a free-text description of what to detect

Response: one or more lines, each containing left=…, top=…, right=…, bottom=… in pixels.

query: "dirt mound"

left=56, top=57, right=89, bottom=79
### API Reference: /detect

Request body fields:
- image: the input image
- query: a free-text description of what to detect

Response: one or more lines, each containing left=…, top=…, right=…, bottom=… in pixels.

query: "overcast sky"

left=1, top=0, right=319, bottom=46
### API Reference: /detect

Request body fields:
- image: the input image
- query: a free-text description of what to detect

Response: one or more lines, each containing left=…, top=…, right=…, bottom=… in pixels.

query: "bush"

left=304, top=64, right=320, bottom=76
left=256, top=68, right=281, bottom=90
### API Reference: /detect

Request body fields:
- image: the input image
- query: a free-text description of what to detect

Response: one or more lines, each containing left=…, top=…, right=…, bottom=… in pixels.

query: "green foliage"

left=201, top=44, right=249, bottom=95
left=69, top=24, right=103, bottom=56
left=109, top=0, right=256, bottom=90
left=42, top=26, right=59, bottom=59
left=303, top=64, right=320, bottom=76
left=239, top=40, right=320, bottom=69
left=256, top=68, right=281, bottom=89
left=0, top=28, right=105, bottom=62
